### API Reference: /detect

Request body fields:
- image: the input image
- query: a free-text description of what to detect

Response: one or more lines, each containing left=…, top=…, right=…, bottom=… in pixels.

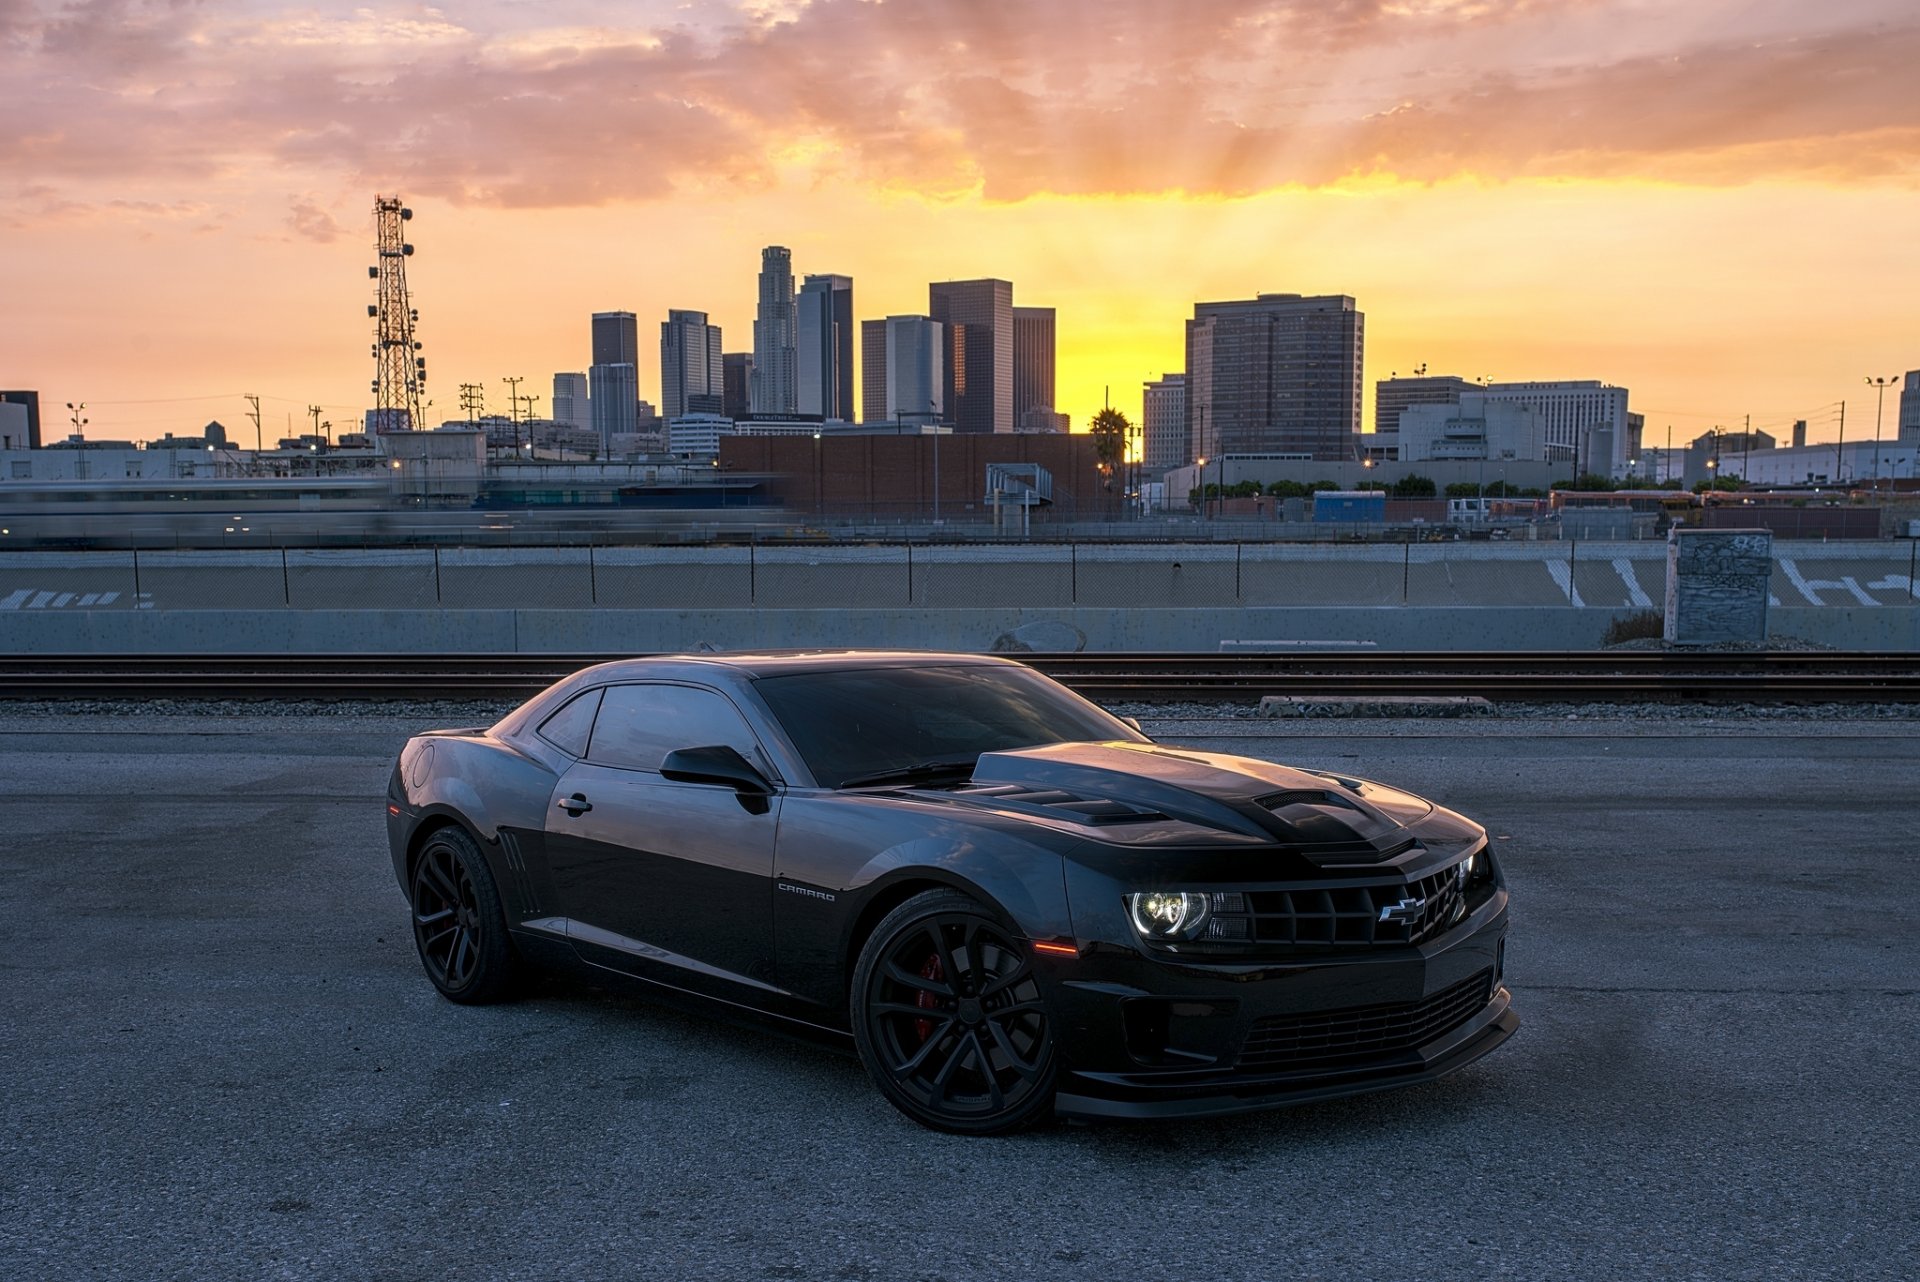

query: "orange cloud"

left=2, top=0, right=1915, bottom=224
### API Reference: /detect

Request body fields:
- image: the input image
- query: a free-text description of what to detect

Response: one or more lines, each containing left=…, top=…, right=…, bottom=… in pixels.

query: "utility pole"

left=502, top=376, right=524, bottom=454
left=459, top=382, right=485, bottom=424
left=244, top=394, right=262, bottom=474
left=518, top=393, right=541, bottom=454
left=1836, top=401, right=1847, bottom=484
left=1865, top=376, right=1897, bottom=491
left=308, top=404, right=324, bottom=438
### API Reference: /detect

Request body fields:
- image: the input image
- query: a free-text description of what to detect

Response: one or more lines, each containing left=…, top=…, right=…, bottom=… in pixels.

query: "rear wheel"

left=410, top=826, right=516, bottom=1005
left=851, top=889, right=1058, bottom=1135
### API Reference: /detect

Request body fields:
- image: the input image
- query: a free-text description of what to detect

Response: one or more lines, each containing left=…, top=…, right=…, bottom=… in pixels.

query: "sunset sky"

left=4, top=0, right=1916, bottom=451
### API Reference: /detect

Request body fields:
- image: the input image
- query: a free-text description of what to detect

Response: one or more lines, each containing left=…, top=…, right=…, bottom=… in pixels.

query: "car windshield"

left=753, top=664, right=1143, bottom=789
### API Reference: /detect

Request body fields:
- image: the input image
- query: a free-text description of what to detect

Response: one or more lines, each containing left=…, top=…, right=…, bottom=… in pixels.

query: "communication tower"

left=368, top=196, right=425, bottom=432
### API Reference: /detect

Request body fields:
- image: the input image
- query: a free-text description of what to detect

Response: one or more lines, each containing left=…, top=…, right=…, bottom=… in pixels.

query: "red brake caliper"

left=913, top=953, right=945, bottom=1043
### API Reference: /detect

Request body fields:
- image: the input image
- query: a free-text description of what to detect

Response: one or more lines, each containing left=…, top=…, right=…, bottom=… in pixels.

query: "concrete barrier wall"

left=13, top=540, right=1906, bottom=613
left=2, top=540, right=1915, bottom=654
left=4, top=603, right=1915, bottom=654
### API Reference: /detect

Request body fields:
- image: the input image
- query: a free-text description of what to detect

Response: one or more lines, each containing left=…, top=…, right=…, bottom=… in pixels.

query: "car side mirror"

left=660, top=745, right=773, bottom=795
left=1120, top=716, right=1145, bottom=735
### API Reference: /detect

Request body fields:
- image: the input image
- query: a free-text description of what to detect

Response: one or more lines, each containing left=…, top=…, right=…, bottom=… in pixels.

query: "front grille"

left=1237, top=970, right=1494, bottom=1072
left=1214, top=861, right=1467, bottom=948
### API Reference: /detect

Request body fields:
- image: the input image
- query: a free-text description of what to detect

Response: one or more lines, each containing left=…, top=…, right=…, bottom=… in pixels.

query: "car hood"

left=952, top=741, right=1432, bottom=861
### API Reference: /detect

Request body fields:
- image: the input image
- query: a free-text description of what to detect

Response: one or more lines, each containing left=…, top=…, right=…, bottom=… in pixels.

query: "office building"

left=929, top=279, right=1014, bottom=434
left=1900, top=370, right=1920, bottom=443
left=661, top=309, right=725, bottom=418
left=751, top=246, right=797, bottom=414
left=860, top=320, right=889, bottom=424
left=551, top=372, right=590, bottom=431
left=1013, top=306, right=1056, bottom=425
left=796, top=274, right=855, bottom=421
left=1142, top=373, right=1188, bottom=474
left=884, top=315, right=945, bottom=425
left=722, top=353, right=754, bottom=420
left=0, top=391, right=41, bottom=449
left=591, top=312, right=638, bottom=368
left=1184, top=293, right=1364, bottom=462
left=1374, top=374, right=1478, bottom=436
left=588, top=364, right=638, bottom=448
left=1479, top=380, right=1634, bottom=477
left=1395, top=395, right=1547, bottom=462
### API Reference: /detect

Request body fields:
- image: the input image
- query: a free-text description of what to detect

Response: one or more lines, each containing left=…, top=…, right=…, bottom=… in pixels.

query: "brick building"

left=718, top=431, right=1115, bottom=523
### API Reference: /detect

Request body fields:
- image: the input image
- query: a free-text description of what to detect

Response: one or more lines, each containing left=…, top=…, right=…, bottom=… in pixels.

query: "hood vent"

left=968, top=742, right=1415, bottom=861
left=960, top=782, right=1170, bottom=827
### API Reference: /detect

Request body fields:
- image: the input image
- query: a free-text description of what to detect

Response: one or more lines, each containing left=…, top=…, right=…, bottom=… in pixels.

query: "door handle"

left=556, top=793, right=593, bottom=815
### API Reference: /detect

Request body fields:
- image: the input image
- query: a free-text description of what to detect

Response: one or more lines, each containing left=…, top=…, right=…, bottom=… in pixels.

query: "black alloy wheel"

left=851, top=888, right=1059, bottom=1135
left=410, top=826, right=516, bottom=1005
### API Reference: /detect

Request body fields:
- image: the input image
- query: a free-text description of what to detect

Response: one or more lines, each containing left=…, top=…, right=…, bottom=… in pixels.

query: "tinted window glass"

left=753, top=664, right=1140, bottom=788
left=588, top=684, right=766, bottom=774
left=536, top=689, right=602, bottom=757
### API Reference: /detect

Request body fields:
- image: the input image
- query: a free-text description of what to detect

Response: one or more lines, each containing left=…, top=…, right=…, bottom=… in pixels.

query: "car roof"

left=492, top=650, right=1029, bottom=743
left=579, top=649, right=1021, bottom=681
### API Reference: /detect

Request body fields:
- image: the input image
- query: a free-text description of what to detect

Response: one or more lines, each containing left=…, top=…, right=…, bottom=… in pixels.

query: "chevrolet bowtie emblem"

left=1378, top=896, right=1427, bottom=924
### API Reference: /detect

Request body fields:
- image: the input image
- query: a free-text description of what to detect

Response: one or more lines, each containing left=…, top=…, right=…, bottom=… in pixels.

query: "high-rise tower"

left=751, top=246, right=797, bottom=415
left=796, top=274, right=854, bottom=420
left=662, top=309, right=725, bottom=418
left=368, top=196, right=425, bottom=432
left=1185, top=293, right=1362, bottom=462
left=1012, top=306, right=1055, bottom=428
left=929, top=279, right=1013, bottom=433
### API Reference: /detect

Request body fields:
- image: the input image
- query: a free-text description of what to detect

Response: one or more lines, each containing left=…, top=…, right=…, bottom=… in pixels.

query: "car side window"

left=587, top=684, right=770, bottom=777
left=536, top=688, right=602, bottom=757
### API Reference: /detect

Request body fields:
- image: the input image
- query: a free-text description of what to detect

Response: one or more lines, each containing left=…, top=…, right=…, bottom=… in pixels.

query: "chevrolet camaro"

left=385, top=651, right=1516, bottom=1134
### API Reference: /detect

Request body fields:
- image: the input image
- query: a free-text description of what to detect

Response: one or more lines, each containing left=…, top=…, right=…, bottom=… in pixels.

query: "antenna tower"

left=368, top=196, right=425, bottom=431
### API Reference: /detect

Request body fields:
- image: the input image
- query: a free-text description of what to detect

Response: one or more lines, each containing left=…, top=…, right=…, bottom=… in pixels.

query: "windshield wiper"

left=836, top=757, right=981, bottom=790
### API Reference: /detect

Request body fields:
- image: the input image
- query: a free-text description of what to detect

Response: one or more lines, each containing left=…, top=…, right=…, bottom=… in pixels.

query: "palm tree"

left=1088, top=407, right=1128, bottom=475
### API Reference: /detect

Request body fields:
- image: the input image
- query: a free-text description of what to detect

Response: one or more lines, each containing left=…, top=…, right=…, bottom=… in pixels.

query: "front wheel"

left=409, top=825, right=517, bottom=1005
left=850, top=889, right=1059, bottom=1135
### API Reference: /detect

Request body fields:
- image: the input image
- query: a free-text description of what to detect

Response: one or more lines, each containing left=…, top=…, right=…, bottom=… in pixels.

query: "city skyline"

left=2, top=0, right=1915, bottom=447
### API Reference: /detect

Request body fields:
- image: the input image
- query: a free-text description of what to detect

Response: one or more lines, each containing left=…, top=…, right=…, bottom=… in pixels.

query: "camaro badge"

left=1378, top=896, right=1427, bottom=924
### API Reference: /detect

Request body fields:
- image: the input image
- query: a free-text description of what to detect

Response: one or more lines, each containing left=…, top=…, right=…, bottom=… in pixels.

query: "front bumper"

left=1044, top=889, right=1516, bottom=1121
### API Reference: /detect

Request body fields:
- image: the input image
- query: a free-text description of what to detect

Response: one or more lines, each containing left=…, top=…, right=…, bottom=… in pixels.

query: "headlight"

left=1126, top=891, right=1212, bottom=941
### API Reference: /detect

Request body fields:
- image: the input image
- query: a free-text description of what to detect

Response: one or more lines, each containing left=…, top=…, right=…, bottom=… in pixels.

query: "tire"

left=850, top=888, right=1059, bottom=1135
left=409, top=825, right=517, bottom=1005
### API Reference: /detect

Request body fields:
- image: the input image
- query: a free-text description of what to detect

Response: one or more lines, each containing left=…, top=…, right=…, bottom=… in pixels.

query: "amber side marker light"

left=387, top=805, right=401, bottom=816
left=1032, top=939, right=1079, bottom=957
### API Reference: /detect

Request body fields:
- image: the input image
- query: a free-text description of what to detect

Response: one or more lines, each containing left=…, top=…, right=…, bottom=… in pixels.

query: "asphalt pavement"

left=1, top=709, right=1914, bottom=1281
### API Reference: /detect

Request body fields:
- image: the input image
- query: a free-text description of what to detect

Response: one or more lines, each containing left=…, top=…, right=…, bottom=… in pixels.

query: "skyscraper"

left=751, top=246, right=797, bottom=414
left=587, top=311, right=641, bottom=452
left=1184, top=293, right=1363, bottom=462
left=591, top=311, right=638, bottom=367
left=1012, top=306, right=1055, bottom=428
left=588, top=364, right=637, bottom=450
left=860, top=320, right=889, bottom=424
left=1142, top=373, right=1188, bottom=474
left=661, top=309, right=725, bottom=418
left=552, top=372, right=590, bottom=430
left=796, top=274, right=854, bottom=420
left=884, top=316, right=945, bottom=425
left=929, top=279, right=1014, bottom=434
left=722, top=353, right=754, bottom=420
left=1900, top=370, right=1920, bottom=443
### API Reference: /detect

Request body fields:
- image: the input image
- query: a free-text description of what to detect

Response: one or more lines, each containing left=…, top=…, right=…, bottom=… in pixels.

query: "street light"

left=1865, top=375, right=1898, bottom=492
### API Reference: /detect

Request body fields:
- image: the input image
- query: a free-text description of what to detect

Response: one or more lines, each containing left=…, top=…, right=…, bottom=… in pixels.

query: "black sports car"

left=386, top=651, right=1516, bottom=1133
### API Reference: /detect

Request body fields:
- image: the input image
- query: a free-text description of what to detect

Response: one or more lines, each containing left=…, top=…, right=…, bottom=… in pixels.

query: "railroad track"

left=2, top=652, right=1918, bottom=703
